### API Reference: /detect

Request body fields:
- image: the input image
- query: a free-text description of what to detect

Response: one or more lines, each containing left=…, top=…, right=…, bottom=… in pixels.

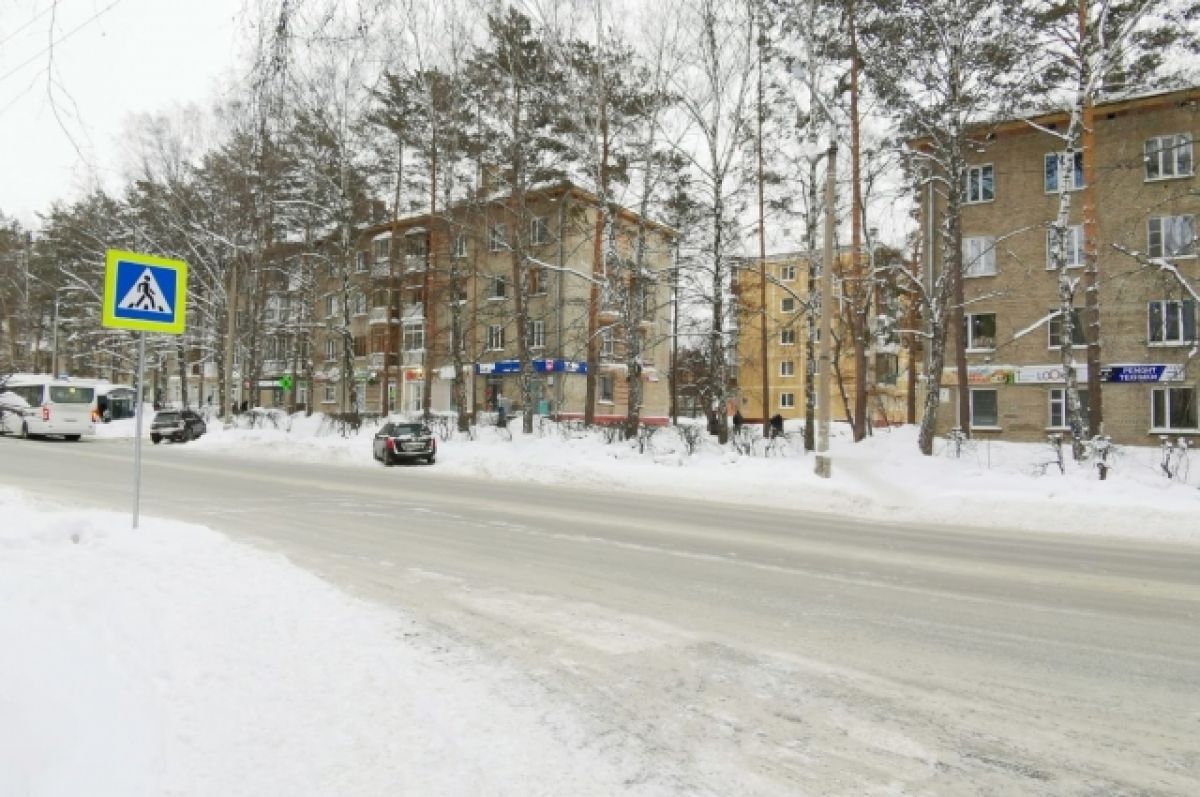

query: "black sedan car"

left=373, top=421, right=436, bottom=466
left=151, top=409, right=207, bottom=444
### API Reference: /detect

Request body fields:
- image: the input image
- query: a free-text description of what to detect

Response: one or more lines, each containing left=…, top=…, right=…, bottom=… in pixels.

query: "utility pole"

left=52, top=291, right=61, bottom=377
left=756, top=9, right=770, bottom=434
left=384, top=135, right=402, bottom=416
left=224, top=259, right=239, bottom=421
left=815, top=141, right=837, bottom=479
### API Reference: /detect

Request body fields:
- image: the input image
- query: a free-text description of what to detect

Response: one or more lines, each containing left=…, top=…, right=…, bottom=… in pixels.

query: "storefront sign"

left=949, top=365, right=1015, bottom=385
left=476, top=359, right=588, bottom=375
left=535, top=358, right=587, bottom=374
left=1014, top=364, right=1089, bottom=384
left=475, top=360, right=521, bottom=375
left=1101, top=364, right=1185, bottom=383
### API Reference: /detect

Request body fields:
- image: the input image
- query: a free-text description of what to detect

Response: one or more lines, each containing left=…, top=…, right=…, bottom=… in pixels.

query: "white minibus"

left=0, top=375, right=96, bottom=440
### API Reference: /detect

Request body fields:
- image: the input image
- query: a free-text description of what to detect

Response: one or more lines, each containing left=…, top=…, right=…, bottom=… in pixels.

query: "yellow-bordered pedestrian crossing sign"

left=102, top=249, right=188, bottom=334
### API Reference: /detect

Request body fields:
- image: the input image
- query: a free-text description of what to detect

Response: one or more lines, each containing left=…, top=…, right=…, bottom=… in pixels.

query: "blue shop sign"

left=475, top=360, right=521, bottom=375
left=1101, top=364, right=1184, bottom=383
left=534, top=358, right=587, bottom=374
left=475, top=358, right=589, bottom=375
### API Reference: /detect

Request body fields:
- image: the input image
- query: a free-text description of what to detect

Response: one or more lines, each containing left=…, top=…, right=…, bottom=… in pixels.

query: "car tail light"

left=385, top=438, right=395, bottom=451
left=431, top=439, right=436, bottom=452
left=42, top=405, right=50, bottom=422
left=92, top=409, right=100, bottom=422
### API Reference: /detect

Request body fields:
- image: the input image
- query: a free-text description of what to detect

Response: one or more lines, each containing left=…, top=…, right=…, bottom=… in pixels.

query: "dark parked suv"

left=373, top=421, right=436, bottom=466
left=151, top=409, right=207, bottom=444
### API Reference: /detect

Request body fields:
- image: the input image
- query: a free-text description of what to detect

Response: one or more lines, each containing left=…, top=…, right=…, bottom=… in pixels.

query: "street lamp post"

left=52, top=292, right=60, bottom=376
left=51, top=286, right=75, bottom=377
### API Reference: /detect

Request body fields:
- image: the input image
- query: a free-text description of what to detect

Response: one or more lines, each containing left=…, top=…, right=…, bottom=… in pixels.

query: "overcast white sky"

left=0, top=1, right=916, bottom=248
left=0, top=1, right=242, bottom=227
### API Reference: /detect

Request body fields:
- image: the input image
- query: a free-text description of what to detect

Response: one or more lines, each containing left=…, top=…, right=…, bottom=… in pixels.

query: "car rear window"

left=393, top=424, right=426, bottom=435
left=155, top=412, right=180, bottom=422
left=49, top=386, right=94, bottom=404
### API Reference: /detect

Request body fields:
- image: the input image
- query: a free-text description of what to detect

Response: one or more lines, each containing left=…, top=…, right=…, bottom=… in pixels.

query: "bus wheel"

left=64, top=435, right=81, bottom=442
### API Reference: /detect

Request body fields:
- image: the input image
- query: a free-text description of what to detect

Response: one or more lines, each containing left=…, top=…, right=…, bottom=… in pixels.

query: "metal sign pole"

left=133, top=331, right=145, bottom=529
left=101, top=249, right=188, bottom=529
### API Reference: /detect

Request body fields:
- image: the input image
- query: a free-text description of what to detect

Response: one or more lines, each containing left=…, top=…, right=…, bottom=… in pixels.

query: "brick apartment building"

left=919, top=86, right=1198, bottom=445
left=253, top=180, right=675, bottom=424
left=732, top=251, right=910, bottom=428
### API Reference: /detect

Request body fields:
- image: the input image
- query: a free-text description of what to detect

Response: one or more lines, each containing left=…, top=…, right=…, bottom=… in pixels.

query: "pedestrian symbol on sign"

left=117, top=268, right=172, bottom=315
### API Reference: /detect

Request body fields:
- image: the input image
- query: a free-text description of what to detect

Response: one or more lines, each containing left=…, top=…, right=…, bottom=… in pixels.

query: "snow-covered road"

left=4, top=436, right=1198, bottom=795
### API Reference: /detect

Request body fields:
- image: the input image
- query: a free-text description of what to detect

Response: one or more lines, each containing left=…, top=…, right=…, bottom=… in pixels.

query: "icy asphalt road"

left=3, top=436, right=1199, bottom=796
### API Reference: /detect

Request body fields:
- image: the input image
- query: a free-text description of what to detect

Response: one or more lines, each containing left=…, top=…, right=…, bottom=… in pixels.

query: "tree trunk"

left=848, top=0, right=867, bottom=441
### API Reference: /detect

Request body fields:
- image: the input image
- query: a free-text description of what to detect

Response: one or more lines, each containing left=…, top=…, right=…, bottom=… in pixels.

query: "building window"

left=780, top=360, right=795, bottom=378
left=491, top=275, right=507, bottom=300
left=1148, top=215, right=1195, bottom=259
left=780, top=264, right=796, bottom=282
left=876, top=353, right=899, bottom=385
left=527, top=320, right=545, bottom=349
left=780, top=297, right=796, bottom=313
left=780, top=328, right=796, bottom=345
left=355, top=251, right=368, bottom=272
left=487, top=324, right=504, bottom=351
left=970, top=388, right=999, bottom=428
left=1049, top=388, right=1089, bottom=429
left=637, top=282, right=654, bottom=318
left=324, top=339, right=337, bottom=361
left=373, top=237, right=390, bottom=263
left=452, top=233, right=468, bottom=258
left=1045, top=225, right=1084, bottom=269
left=600, top=327, right=615, bottom=358
left=403, top=286, right=426, bottom=313
left=1048, top=308, right=1086, bottom=348
left=528, top=266, right=546, bottom=295
left=964, top=313, right=996, bottom=351
left=1044, top=151, right=1084, bottom=192
left=964, top=164, right=994, bottom=204
left=489, top=224, right=507, bottom=252
left=1145, top=134, right=1193, bottom=180
left=779, top=392, right=795, bottom=409
left=1152, top=387, right=1197, bottom=431
left=598, top=374, right=614, bottom=403
left=322, top=383, right=336, bottom=403
left=402, top=321, right=424, bottom=352
left=325, top=295, right=339, bottom=318
left=531, top=216, right=549, bottom=245
left=353, top=291, right=368, bottom=316
left=962, top=236, right=996, bottom=277
left=1148, top=300, right=1197, bottom=344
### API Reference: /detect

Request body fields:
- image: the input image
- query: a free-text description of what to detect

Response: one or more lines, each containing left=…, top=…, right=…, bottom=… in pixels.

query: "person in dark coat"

left=769, top=413, right=784, bottom=438
left=732, top=410, right=744, bottom=435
